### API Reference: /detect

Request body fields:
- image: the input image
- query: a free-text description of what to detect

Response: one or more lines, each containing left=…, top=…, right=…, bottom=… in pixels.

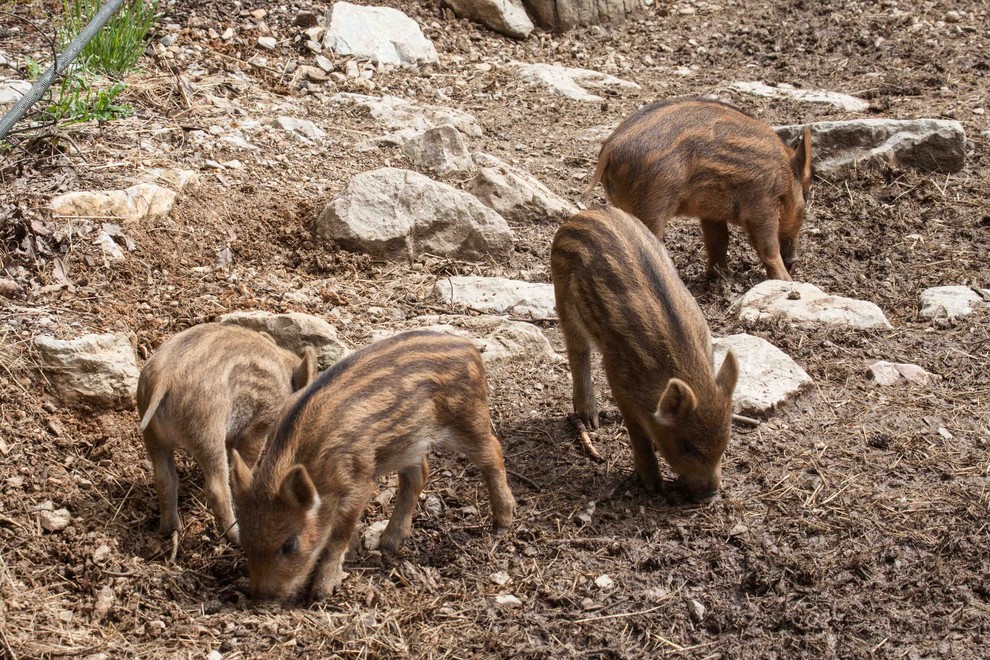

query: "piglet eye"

left=280, top=535, right=300, bottom=557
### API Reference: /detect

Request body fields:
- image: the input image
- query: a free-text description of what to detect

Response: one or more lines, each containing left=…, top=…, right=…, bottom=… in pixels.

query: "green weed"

left=61, top=0, right=159, bottom=76
left=42, top=74, right=133, bottom=124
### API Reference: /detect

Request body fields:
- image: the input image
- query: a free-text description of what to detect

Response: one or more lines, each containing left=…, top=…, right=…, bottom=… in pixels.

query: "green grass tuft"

left=61, top=0, right=159, bottom=76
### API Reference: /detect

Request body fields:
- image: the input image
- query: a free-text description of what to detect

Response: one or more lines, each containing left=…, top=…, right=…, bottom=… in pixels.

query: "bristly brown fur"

left=583, top=96, right=812, bottom=281
left=551, top=207, right=738, bottom=500
left=136, top=323, right=316, bottom=544
left=232, top=330, right=516, bottom=603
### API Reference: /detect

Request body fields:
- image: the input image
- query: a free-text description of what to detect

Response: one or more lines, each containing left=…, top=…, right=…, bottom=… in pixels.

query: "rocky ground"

left=2, top=0, right=989, bottom=657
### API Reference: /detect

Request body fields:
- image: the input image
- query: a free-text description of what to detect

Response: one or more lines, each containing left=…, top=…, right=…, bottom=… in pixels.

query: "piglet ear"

left=716, top=349, right=739, bottom=397
left=655, top=378, right=699, bottom=427
left=791, top=126, right=812, bottom=193
left=230, top=449, right=254, bottom=500
left=292, top=346, right=318, bottom=392
left=279, top=465, right=318, bottom=511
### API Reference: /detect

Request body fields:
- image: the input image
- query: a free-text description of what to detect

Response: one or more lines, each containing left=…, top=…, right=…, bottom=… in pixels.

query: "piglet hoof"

left=575, top=409, right=600, bottom=430
left=637, top=471, right=665, bottom=496
left=379, top=531, right=408, bottom=555
left=225, top=524, right=241, bottom=546
left=310, top=569, right=349, bottom=602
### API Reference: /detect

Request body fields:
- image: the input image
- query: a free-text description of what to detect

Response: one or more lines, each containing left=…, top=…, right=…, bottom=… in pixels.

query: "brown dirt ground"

left=2, top=0, right=989, bottom=657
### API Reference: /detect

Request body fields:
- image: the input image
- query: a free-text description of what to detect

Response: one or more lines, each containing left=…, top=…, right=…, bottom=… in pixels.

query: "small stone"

left=250, top=8, right=267, bottom=19
left=305, top=40, right=322, bottom=53
left=495, top=594, right=522, bottom=607
left=937, top=427, right=954, bottom=441
left=272, top=116, right=326, bottom=142
left=207, top=651, right=223, bottom=660
left=489, top=571, right=510, bottom=586
left=728, top=522, right=748, bottom=537
left=944, top=10, right=960, bottom=22
left=315, top=55, right=334, bottom=72
left=296, top=65, right=329, bottom=83
left=594, top=574, right=614, bottom=589
left=39, top=507, right=72, bottom=532
left=93, top=585, right=115, bottom=621
left=867, top=361, right=931, bottom=387
left=424, top=494, right=443, bottom=517
left=257, top=36, right=276, bottom=50
left=688, top=599, right=706, bottom=622
left=92, top=544, right=111, bottom=563
left=580, top=597, right=597, bottom=610
left=362, top=519, right=390, bottom=551
left=575, top=501, right=596, bottom=526
left=221, top=27, right=234, bottom=40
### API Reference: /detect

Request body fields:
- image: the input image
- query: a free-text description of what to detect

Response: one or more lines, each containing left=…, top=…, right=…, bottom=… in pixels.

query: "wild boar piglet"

left=584, top=97, right=812, bottom=281
left=232, top=330, right=516, bottom=603
left=551, top=207, right=738, bottom=500
left=137, top=323, right=316, bottom=544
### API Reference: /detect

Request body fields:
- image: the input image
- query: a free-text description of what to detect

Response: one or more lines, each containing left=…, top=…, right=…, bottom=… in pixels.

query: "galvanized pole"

left=0, top=0, right=127, bottom=141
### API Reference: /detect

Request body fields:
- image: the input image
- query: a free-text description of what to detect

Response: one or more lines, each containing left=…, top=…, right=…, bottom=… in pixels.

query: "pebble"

left=424, top=494, right=443, bottom=517
left=495, top=594, right=522, bottom=607
left=257, top=36, right=276, bottom=50
left=688, top=599, right=706, bottom=622
left=93, top=544, right=111, bottom=563
left=39, top=506, right=72, bottom=532
left=315, top=55, right=334, bottom=72
left=944, top=10, right=960, bottom=23
left=490, top=571, right=510, bottom=586
left=207, top=651, right=223, bottom=660
left=594, top=574, right=614, bottom=589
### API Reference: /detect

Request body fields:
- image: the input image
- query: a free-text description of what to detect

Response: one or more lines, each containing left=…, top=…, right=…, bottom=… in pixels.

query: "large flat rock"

left=331, top=93, right=483, bottom=136
left=220, top=311, right=349, bottom=369
left=775, top=119, right=966, bottom=174
left=919, top=285, right=990, bottom=319
left=466, top=153, right=578, bottom=222
left=323, top=2, right=437, bottom=67
left=433, top=276, right=555, bottom=320
left=512, top=61, right=640, bottom=101
left=731, top=80, right=869, bottom=112
left=34, top=333, right=139, bottom=410
left=50, top=184, right=176, bottom=223
left=445, top=0, right=534, bottom=38
left=713, top=334, right=812, bottom=416
left=315, top=168, right=514, bottom=262
left=738, top=280, right=892, bottom=331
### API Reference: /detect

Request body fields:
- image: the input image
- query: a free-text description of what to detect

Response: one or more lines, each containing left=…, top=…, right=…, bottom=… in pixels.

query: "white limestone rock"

left=512, top=61, right=640, bottom=101
left=315, top=168, right=514, bottom=262
left=467, top=153, right=578, bottom=222
left=713, top=334, right=812, bottom=416
left=323, top=2, right=438, bottom=67
left=433, top=276, right=555, bottom=320
left=731, top=80, right=869, bottom=112
left=919, top=286, right=990, bottom=319
left=220, top=311, right=349, bottom=369
left=737, top=281, right=892, bottom=331
left=34, top=333, right=139, bottom=410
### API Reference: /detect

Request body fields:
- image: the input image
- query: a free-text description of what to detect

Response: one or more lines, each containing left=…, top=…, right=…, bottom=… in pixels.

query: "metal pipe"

left=0, top=0, right=127, bottom=141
